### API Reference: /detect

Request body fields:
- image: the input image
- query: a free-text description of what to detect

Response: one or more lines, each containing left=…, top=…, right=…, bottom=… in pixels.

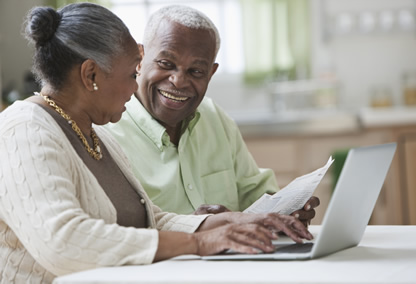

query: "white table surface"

left=53, top=226, right=416, bottom=284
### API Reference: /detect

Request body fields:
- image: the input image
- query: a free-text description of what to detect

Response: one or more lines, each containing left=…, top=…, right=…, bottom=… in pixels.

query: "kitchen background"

left=1, top=0, right=415, bottom=225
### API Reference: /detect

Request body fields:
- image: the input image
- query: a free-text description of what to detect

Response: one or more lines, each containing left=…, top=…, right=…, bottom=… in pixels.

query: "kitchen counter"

left=359, top=106, right=416, bottom=128
left=230, top=106, right=416, bottom=137
left=235, top=106, right=416, bottom=225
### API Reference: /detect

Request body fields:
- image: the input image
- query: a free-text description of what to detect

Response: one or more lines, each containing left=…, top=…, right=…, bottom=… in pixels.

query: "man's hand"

left=193, top=204, right=231, bottom=215
left=291, top=196, right=320, bottom=227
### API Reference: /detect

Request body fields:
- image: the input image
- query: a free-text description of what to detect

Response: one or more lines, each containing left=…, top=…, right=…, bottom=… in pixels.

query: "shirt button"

left=140, top=199, right=145, bottom=204
left=188, top=184, right=193, bottom=190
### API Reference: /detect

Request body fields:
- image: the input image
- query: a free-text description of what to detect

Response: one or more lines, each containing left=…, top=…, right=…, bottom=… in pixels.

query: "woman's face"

left=92, top=36, right=142, bottom=125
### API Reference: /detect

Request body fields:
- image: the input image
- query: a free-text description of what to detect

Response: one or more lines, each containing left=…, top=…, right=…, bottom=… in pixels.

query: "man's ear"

left=209, top=63, right=219, bottom=80
left=80, top=59, right=98, bottom=91
left=137, top=43, right=145, bottom=72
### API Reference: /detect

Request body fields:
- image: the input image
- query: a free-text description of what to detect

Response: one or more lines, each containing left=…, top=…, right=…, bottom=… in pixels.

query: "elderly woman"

left=0, top=3, right=312, bottom=283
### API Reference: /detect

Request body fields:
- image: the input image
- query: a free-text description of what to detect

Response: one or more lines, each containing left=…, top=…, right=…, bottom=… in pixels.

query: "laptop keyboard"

left=274, top=242, right=314, bottom=253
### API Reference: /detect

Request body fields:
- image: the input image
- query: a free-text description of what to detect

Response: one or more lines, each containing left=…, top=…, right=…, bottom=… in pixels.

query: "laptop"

left=202, top=142, right=397, bottom=261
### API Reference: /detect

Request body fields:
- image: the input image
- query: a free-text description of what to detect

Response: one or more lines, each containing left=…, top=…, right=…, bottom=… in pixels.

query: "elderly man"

left=105, top=5, right=319, bottom=223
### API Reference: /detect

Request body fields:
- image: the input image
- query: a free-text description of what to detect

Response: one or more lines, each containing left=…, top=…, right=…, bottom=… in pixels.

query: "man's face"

left=136, top=21, right=218, bottom=130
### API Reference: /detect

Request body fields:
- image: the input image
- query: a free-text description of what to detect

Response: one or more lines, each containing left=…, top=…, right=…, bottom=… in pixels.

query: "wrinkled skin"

left=194, top=212, right=314, bottom=255
left=135, top=21, right=218, bottom=145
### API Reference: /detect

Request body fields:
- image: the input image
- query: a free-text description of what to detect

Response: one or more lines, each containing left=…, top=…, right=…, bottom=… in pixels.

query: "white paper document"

left=244, top=156, right=334, bottom=215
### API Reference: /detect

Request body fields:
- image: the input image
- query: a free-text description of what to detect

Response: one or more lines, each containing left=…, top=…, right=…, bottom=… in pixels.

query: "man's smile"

left=159, top=90, right=190, bottom=102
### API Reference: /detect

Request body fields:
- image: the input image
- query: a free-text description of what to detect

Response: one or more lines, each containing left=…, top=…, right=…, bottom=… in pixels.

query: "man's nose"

left=169, top=71, right=190, bottom=88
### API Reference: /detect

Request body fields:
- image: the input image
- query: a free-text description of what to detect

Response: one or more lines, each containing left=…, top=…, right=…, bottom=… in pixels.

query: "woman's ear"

left=137, top=43, right=144, bottom=72
left=80, top=59, right=99, bottom=92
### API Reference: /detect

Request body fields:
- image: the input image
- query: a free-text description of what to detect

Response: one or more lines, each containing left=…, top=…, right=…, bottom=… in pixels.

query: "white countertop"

left=359, top=106, right=416, bottom=127
left=232, top=109, right=360, bottom=137
left=231, top=106, right=416, bottom=137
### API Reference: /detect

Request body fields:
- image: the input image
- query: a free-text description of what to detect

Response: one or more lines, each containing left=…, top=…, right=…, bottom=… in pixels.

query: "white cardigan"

left=0, top=101, right=207, bottom=283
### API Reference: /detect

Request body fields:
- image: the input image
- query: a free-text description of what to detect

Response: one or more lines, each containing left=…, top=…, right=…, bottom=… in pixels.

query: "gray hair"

left=143, top=5, right=220, bottom=58
left=24, top=2, right=132, bottom=90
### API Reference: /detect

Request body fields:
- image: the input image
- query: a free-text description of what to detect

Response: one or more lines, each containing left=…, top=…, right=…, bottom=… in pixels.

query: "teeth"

left=160, top=90, right=189, bottom=101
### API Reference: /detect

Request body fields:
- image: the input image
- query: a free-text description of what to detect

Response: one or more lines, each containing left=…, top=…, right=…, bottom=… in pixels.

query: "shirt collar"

left=182, top=111, right=200, bottom=134
left=125, top=95, right=201, bottom=150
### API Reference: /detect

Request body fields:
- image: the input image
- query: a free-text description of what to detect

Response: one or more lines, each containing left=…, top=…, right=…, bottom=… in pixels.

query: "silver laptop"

left=202, top=143, right=397, bottom=260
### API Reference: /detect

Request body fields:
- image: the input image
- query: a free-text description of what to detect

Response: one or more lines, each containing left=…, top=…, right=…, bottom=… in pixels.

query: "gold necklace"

left=39, top=93, right=103, bottom=160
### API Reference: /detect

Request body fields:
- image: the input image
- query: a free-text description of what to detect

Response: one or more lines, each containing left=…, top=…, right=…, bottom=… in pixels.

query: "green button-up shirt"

left=104, top=95, right=278, bottom=214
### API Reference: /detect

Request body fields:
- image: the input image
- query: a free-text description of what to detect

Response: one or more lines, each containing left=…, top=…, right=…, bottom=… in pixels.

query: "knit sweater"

left=0, top=101, right=206, bottom=283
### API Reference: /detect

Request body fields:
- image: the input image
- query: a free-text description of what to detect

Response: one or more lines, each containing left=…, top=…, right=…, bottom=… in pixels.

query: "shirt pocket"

left=200, top=169, right=240, bottom=211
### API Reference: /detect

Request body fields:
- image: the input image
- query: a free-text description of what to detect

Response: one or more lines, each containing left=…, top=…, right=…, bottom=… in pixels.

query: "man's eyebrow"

left=158, top=50, right=176, bottom=60
left=157, top=50, right=209, bottom=67
left=192, top=59, right=209, bottom=68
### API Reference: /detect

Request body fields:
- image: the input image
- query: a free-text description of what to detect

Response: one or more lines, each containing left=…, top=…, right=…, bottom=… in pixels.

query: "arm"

left=218, top=105, right=320, bottom=225
left=215, top=105, right=279, bottom=210
left=154, top=223, right=280, bottom=260
left=0, top=114, right=159, bottom=275
left=96, top=127, right=280, bottom=258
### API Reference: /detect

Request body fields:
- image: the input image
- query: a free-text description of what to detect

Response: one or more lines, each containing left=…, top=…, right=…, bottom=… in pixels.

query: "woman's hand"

left=198, top=212, right=313, bottom=244
left=155, top=222, right=277, bottom=261
left=193, top=223, right=277, bottom=255
left=154, top=212, right=313, bottom=262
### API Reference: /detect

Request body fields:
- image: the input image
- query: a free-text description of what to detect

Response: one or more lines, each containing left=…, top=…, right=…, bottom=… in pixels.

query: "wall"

left=2, top=0, right=416, bottom=113
left=0, top=0, right=44, bottom=101
left=206, top=0, right=416, bottom=114
left=311, top=0, right=416, bottom=110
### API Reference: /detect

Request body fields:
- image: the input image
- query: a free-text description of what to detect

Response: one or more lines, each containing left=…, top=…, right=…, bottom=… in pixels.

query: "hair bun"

left=25, top=6, right=61, bottom=46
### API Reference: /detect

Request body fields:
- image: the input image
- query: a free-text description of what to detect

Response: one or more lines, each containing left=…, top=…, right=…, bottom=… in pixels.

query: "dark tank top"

left=39, top=104, right=148, bottom=228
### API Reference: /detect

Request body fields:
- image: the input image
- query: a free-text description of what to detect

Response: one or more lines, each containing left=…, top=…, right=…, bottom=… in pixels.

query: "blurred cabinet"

left=0, top=52, right=2, bottom=111
left=399, top=133, right=416, bottom=224
left=242, top=124, right=416, bottom=225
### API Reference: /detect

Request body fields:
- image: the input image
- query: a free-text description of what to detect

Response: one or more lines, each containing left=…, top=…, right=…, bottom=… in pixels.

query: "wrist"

left=221, top=211, right=238, bottom=225
left=190, top=233, right=200, bottom=255
left=197, top=212, right=234, bottom=231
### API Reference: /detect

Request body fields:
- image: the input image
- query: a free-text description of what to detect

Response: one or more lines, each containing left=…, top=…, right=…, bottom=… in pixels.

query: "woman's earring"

left=93, top=82, right=98, bottom=91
